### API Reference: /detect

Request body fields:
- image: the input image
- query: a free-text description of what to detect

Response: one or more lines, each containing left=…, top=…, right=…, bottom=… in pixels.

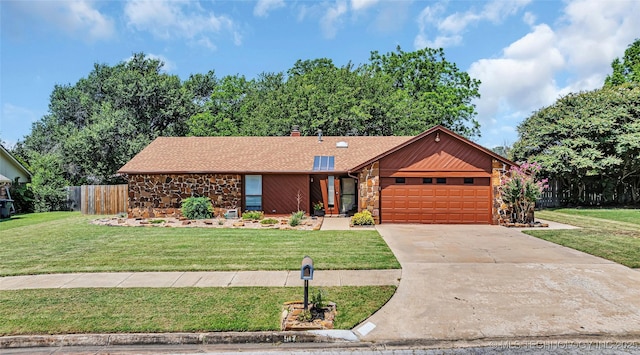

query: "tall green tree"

left=187, top=47, right=481, bottom=138
left=16, top=53, right=211, bottom=201
left=605, top=39, right=640, bottom=87
left=512, top=85, right=640, bottom=204
left=366, top=46, right=481, bottom=137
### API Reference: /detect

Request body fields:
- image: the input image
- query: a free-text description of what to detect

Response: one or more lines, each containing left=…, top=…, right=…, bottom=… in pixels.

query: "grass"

left=526, top=209, right=640, bottom=268
left=0, top=212, right=400, bottom=276
left=538, top=208, right=640, bottom=225
left=0, top=286, right=396, bottom=335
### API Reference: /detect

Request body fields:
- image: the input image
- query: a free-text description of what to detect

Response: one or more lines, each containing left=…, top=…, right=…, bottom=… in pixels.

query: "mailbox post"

left=300, top=256, right=314, bottom=310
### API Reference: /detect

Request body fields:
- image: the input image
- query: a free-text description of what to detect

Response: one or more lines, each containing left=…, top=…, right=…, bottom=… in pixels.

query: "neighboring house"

left=118, top=125, right=516, bottom=224
left=0, top=144, right=32, bottom=215
left=0, top=144, right=32, bottom=185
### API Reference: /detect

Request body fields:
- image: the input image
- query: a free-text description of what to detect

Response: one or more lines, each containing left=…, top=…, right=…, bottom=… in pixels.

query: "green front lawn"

left=540, top=208, right=640, bottom=225
left=0, top=286, right=396, bottom=335
left=527, top=209, right=640, bottom=268
left=0, top=212, right=400, bottom=276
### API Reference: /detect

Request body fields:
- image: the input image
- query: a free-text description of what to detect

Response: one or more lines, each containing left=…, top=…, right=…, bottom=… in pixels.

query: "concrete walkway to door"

left=355, top=224, right=640, bottom=342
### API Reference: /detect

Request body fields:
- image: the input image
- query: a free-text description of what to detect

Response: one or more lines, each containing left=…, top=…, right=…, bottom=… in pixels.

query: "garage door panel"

left=381, top=182, right=490, bottom=224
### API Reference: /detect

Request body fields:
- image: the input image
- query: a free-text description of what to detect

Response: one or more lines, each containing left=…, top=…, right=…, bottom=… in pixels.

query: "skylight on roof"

left=313, top=156, right=335, bottom=171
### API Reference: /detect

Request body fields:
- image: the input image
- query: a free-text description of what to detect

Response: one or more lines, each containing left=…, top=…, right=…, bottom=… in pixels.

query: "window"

left=328, top=176, right=335, bottom=207
left=245, top=175, right=262, bottom=211
left=313, top=156, right=335, bottom=171
left=395, top=177, right=405, bottom=184
left=436, top=178, right=447, bottom=184
left=464, top=178, right=474, bottom=184
left=423, top=178, right=433, bottom=184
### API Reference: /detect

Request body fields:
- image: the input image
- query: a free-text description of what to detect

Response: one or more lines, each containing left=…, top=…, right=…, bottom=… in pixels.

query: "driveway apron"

left=355, top=224, right=640, bottom=342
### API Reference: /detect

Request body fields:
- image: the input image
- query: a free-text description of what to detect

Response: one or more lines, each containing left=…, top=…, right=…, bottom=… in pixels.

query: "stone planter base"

left=281, top=301, right=337, bottom=331
left=502, top=221, right=549, bottom=228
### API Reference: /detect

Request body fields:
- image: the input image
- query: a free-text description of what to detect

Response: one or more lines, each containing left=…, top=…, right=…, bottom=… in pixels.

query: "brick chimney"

left=290, top=125, right=301, bottom=137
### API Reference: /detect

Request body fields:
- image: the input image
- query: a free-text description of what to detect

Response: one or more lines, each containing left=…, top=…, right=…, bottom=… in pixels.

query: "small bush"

left=293, top=210, right=305, bottom=219
left=311, top=288, right=326, bottom=310
left=242, top=210, right=263, bottom=220
left=351, top=210, right=374, bottom=225
left=289, top=214, right=301, bottom=227
left=260, top=218, right=279, bottom=225
left=149, top=219, right=165, bottom=224
left=181, top=197, right=213, bottom=220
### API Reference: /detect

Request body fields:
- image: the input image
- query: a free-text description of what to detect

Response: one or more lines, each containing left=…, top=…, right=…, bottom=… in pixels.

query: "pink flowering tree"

left=499, top=162, right=549, bottom=224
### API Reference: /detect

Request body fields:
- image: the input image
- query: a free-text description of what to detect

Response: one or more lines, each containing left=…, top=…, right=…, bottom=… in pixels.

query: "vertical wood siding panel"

left=379, top=131, right=492, bottom=176
left=262, top=175, right=310, bottom=214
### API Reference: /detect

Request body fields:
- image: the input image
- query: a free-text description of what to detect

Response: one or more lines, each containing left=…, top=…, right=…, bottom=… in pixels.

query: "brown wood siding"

left=379, top=131, right=492, bottom=177
left=262, top=174, right=309, bottom=214
left=310, top=175, right=324, bottom=210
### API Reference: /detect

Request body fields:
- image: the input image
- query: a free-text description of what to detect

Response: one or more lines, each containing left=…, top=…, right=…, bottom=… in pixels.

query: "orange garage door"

left=381, top=177, right=491, bottom=224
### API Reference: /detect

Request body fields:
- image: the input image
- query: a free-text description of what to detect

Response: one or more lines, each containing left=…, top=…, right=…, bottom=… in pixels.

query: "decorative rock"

left=280, top=301, right=337, bottom=331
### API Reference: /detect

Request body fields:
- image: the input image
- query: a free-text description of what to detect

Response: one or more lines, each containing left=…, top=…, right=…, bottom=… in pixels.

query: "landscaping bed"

left=91, top=215, right=323, bottom=230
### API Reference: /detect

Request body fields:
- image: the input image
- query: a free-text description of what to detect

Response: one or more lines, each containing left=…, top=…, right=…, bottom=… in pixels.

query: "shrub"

left=289, top=214, right=300, bottom=227
left=242, top=210, right=263, bottom=220
left=9, top=182, right=34, bottom=214
left=499, top=162, right=548, bottom=224
left=351, top=210, right=374, bottom=225
left=260, top=218, right=279, bottom=225
left=311, top=288, right=326, bottom=310
left=181, top=197, right=213, bottom=220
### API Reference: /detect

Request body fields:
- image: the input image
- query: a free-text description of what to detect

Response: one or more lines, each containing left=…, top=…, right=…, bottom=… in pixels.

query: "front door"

left=340, top=178, right=356, bottom=214
left=320, top=175, right=341, bottom=216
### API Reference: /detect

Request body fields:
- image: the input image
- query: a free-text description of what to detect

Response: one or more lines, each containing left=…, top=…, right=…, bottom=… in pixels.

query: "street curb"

left=0, top=331, right=355, bottom=349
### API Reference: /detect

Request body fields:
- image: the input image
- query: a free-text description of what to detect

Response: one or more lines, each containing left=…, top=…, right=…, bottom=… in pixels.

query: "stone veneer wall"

left=358, top=162, right=381, bottom=224
left=127, top=173, right=241, bottom=218
left=491, top=159, right=506, bottom=225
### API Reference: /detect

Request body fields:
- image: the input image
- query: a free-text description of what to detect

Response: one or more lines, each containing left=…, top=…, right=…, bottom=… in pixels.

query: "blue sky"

left=1, top=0, right=639, bottom=149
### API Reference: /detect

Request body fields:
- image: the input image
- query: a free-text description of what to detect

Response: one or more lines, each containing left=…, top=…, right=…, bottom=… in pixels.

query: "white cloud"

left=522, top=11, right=536, bottom=26
left=254, top=0, right=285, bottom=17
left=557, top=0, right=640, bottom=87
left=415, top=0, right=530, bottom=49
left=468, top=0, right=640, bottom=147
left=351, top=0, right=379, bottom=11
left=124, top=0, right=242, bottom=48
left=7, top=0, right=114, bottom=41
left=320, top=1, right=348, bottom=39
left=470, top=24, right=565, bottom=124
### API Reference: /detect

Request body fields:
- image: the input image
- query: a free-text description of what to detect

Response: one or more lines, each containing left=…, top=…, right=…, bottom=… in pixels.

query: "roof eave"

left=117, top=170, right=350, bottom=175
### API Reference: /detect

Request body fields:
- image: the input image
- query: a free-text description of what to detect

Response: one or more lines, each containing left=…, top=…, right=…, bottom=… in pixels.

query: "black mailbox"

left=301, top=256, right=314, bottom=280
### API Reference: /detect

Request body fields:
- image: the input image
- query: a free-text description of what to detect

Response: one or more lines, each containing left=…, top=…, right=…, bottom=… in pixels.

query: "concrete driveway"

left=355, top=224, right=640, bottom=342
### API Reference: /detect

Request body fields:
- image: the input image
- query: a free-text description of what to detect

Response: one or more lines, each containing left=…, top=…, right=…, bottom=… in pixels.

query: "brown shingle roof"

left=118, top=135, right=413, bottom=174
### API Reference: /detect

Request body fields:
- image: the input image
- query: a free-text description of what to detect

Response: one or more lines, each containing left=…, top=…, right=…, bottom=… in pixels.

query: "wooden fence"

left=66, top=185, right=128, bottom=215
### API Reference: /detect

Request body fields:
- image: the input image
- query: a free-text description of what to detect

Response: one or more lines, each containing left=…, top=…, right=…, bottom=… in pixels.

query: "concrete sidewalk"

left=0, top=269, right=401, bottom=290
